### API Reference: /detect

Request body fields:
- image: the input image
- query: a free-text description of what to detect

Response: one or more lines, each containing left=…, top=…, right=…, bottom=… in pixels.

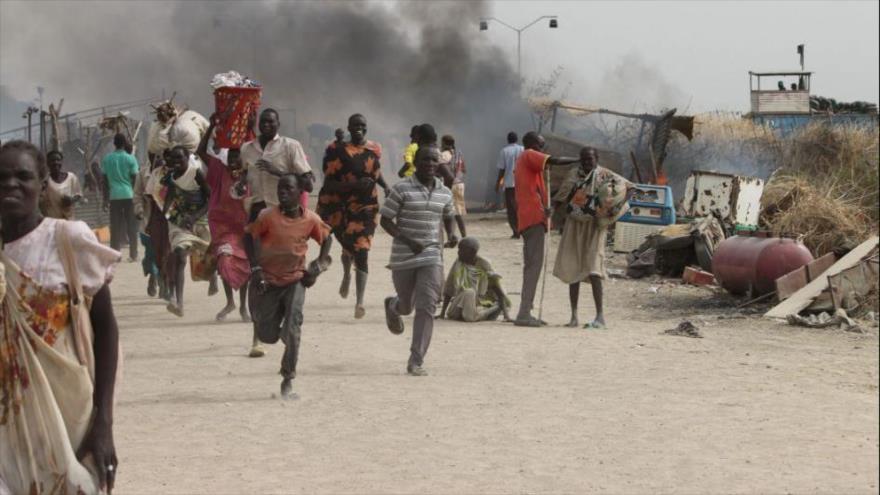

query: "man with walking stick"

left=513, top=132, right=578, bottom=327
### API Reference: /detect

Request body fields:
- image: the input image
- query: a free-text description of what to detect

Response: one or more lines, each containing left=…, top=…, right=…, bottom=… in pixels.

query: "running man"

left=380, top=144, right=458, bottom=376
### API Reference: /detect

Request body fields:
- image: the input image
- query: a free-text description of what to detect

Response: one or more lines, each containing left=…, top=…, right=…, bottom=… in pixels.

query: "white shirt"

left=240, top=134, right=311, bottom=207
left=48, top=173, right=82, bottom=198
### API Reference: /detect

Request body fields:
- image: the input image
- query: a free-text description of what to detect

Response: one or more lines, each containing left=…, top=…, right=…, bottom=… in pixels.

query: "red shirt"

left=246, top=206, right=330, bottom=286
left=514, top=148, right=550, bottom=233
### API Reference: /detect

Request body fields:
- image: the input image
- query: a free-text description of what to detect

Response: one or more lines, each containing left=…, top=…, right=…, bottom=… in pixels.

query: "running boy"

left=245, top=174, right=332, bottom=398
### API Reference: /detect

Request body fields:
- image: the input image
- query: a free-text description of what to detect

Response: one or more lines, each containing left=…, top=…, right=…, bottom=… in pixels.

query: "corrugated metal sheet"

left=751, top=91, right=810, bottom=114
left=73, top=189, right=110, bottom=228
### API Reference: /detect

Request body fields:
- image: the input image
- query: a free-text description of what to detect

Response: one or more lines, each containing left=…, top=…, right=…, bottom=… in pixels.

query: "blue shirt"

left=496, top=143, right=523, bottom=189
left=100, top=149, right=139, bottom=200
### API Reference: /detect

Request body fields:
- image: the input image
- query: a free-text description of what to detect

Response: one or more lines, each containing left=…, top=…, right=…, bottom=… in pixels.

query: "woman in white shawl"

left=1, top=140, right=121, bottom=494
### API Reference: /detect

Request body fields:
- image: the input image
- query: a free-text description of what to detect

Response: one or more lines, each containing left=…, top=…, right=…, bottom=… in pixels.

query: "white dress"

left=1, top=218, right=120, bottom=495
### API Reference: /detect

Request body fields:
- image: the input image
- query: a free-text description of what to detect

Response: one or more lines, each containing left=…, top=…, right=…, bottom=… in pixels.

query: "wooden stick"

left=648, top=143, right=659, bottom=184
left=538, top=167, right=551, bottom=322
left=736, top=291, right=776, bottom=309
left=629, top=150, right=644, bottom=183
left=130, top=121, right=143, bottom=155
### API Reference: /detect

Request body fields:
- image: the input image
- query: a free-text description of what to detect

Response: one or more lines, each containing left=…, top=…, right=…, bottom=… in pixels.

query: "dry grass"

left=759, top=124, right=879, bottom=256
left=760, top=176, right=872, bottom=255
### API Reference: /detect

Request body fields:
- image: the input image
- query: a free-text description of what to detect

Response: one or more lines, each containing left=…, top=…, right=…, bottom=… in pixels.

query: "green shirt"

left=101, top=149, right=139, bottom=200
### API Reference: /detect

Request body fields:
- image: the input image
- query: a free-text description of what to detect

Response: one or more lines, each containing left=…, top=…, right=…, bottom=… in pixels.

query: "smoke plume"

left=0, top=0, right=531, bottom=201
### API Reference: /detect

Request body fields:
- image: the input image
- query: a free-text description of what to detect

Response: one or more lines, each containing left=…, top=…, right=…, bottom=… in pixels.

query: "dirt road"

left=112, top=215, right=878, bottom=494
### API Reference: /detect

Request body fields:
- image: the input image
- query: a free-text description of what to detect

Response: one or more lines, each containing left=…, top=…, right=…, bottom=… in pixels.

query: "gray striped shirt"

left=380, top=176, right=454, bottom=270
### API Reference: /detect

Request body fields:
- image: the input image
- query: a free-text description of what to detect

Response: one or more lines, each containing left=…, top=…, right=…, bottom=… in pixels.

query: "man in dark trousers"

left=381, top=144, right=458, bottom=376
left=514, top=131, right=578, bottom=327
left=101, top=133, right=140, bottom=261
left=496, top=131, right=524, bottom=238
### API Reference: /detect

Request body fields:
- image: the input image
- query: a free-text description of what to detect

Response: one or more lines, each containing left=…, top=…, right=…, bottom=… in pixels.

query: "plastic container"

left=618, top=184, right=675, bottom=225
left=213, top=86, right=262, bottom=148
left=712, top=236, right=814, bottom=296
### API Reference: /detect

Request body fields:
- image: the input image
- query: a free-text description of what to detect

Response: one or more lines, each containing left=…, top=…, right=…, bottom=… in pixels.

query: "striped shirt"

left=380, top=176, right=454, bottom=270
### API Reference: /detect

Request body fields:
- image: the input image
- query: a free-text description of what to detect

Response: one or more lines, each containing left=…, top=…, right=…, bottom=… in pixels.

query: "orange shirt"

left=246, top=206, right=330, bottom=286
left=514, top=148, right=550, bottom=233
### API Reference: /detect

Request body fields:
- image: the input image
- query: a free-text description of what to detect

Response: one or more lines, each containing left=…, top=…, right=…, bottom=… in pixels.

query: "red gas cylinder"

left=712, top=236, right=814, bottom=296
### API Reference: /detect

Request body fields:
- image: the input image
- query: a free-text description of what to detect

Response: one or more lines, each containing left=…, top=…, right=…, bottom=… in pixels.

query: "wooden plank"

left=765, top=236, right=879, bottom=318
left=775, top=266, right=808, bottom=301
left=806, top=252, right=836, bottom=281
left=775, top=252, right=837, bottom=303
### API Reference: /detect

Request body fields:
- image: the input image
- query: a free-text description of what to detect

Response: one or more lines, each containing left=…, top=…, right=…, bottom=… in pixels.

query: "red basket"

left=213, top=86, right=262, bottom=148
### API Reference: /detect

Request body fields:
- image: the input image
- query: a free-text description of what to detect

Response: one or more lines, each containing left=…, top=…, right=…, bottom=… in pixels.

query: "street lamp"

left=479, top=15, right=558, bottom=81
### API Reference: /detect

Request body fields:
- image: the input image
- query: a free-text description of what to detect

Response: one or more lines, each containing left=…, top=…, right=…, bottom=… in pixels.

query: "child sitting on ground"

left=439, top=237, right=511, bottom=322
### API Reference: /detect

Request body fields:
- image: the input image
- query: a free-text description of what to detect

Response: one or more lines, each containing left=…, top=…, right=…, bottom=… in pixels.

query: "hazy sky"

left=1, top=0, right=878, bottom=119
left=485, top=0, right=879, bottom=112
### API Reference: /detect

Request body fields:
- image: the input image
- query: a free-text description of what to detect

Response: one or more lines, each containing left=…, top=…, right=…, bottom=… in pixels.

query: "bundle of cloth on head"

left=147, top=100, right=210, bottom=156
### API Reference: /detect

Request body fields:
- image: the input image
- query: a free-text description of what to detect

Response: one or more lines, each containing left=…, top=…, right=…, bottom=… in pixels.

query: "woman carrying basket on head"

left=1, top=140, right=121, bottom=494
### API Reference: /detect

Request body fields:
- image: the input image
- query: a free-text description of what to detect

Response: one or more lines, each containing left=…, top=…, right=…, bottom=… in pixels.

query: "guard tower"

left=748, top=71, right=812, bottom=114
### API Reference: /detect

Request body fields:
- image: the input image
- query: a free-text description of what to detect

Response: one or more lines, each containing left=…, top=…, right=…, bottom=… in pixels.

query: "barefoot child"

left=245, top=174, right=332, bottom=397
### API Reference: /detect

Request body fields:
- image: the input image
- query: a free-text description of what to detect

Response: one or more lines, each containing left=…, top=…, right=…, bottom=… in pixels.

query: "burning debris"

left=662, top=321, right=703, bottom=338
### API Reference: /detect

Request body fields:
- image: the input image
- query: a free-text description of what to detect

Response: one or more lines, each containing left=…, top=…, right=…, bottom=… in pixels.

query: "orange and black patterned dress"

left=317, top=140, right=383, bottom=255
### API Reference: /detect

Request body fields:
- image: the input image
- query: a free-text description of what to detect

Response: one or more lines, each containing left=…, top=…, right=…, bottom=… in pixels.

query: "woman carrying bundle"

left=162, top=145, right=212, bottom=317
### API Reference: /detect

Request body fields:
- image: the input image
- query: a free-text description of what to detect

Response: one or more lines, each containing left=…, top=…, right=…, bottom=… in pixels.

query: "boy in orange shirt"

left=245, top=174, right=332, bottom=398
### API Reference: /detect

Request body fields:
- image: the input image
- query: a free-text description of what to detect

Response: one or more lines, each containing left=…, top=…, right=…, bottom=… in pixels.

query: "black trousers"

left=504, top=188, right=518, bottom=236
left=110, top=198, right=138, bottom=259
left=250, top=281, right=305, bottom=380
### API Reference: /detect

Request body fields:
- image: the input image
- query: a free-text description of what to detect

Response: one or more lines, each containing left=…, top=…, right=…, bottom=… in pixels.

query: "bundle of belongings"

left=626, top=216, right=725, bottom=279
left=144, top=97, right=213, bottom=282
left=553, top=166, right=631, bottom=230
left=210, top=70, right=262, bottom=149
left=210, top=70, right=259, bottom=89
left=147, top=99, right=210, bottom=155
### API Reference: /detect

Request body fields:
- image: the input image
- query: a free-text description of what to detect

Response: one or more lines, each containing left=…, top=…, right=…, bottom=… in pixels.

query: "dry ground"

left=112, top=215, right=879, bottom=494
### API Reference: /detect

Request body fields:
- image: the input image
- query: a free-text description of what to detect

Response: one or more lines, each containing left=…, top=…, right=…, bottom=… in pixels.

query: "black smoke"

left=0, top=0, right=532, bottom=202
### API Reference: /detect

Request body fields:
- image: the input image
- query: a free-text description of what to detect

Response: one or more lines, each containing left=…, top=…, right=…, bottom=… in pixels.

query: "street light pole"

left=479, top=15, right=558, bottom=82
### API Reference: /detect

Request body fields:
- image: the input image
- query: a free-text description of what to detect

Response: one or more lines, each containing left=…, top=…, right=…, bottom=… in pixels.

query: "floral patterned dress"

left=1, top=218, right=120, bottom=495
left=317, top=140, right=383, bottom=255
